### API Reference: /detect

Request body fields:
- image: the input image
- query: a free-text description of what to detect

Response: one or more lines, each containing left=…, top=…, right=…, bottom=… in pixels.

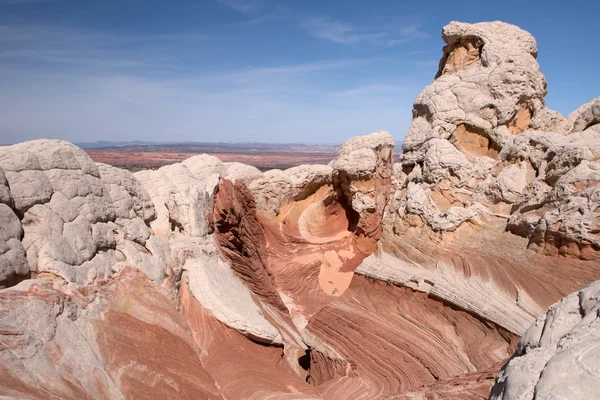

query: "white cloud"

left=0, top=21, right=419, bottom=145
left=216, top=0, right=264, bottom=13
left=302, top=16, right=429, bottom=46
left=329, top=84, right=409, bottom=97
left=0, top=0, right=52, bottom=4
left=0, top=68, right=414, bottom=144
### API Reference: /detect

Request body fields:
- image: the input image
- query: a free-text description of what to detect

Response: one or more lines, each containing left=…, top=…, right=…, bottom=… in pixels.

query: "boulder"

left=0, top=140, right=118, bottom=284
left=0, top=203, right=28, bottom=287
left=490, top=281, right=600, bottom=400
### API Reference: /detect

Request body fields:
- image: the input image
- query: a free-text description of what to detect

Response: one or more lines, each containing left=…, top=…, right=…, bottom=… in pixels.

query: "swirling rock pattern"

left=390, top=364, right=504, bottom=400
left=358, top=223, right=600, bottom=335
left=0, top=268, right=222, bottom=400
left=180, top=273, right=321, bottom=399
left=212, top=177, right=287, bottom=312
left=304, top=275, right=517, bottom=399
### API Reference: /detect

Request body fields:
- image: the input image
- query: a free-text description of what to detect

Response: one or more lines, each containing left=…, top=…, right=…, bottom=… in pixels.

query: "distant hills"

left=76, top=140, right=168, bottom=149
left=76, top=141, right=343, bottom=154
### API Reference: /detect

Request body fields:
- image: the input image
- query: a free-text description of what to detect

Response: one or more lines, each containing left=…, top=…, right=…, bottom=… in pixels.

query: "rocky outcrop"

left=96, top=163, right=155, bottom=245
left=180, top=274, right=322, bottom=399
left=489, top=280, right=600, bottom=400
left=248, top=164, right=333, bottom=212
left=331, top=130, right=394, bottom=245
left=0, top=140, right=164, bottom=284
left=212, top=178, right=286, bottom=312
left=567, top=97, right=600, bottom=134
left=505, top=130, right=600, bottom=258
left=0, top=199, right=28, bottom=287
left=133, top=154, right=225, bottom=236
left=399, top=21, right=587, bottom=234
left=360, top=21, right=600, bottom=340
left=0, top=20, right=599, bottom=400
left=0, top=268, right=222, bottom=400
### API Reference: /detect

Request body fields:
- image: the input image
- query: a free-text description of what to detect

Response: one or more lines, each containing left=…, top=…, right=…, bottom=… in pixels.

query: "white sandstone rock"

left=490, top=281, right=600, bottom=400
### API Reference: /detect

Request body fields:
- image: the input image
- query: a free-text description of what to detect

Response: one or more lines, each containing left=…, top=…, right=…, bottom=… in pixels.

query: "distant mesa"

left=76, top=140, right=159, bottom=148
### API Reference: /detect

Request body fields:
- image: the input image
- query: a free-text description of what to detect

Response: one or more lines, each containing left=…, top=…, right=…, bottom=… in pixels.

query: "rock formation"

left=489, top=281, right=600, bottom=400
left=359, top=20, right=600, bottom=337
left=1, top=20, right=599, bottom=400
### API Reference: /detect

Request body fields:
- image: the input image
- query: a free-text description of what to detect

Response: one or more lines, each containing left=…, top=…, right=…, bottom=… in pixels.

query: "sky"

left=0, top=0, right=598, bottom=145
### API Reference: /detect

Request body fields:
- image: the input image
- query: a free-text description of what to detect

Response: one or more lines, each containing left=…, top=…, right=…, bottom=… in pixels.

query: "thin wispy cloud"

left=0, top=24, right=214, bottom=76
left=0, top=24, right=213, bottom=46
left=0, top=22, right=378, bottom=77
left=0, top=3, right=433, bottom=145
left=229, top=9, right=282, bottom=27
left=238, top=58, right=376, bottom=76
left=302, top=16, right=429, bottom=46
left=329, top=84, right=409, bottom=97
left=0, top=0, right=52, bottom=4
left=216, top=0, right=264, bottom=13
left=0, top=20, right=416, bottom=144
left=302, top=17, right=382, bottom=44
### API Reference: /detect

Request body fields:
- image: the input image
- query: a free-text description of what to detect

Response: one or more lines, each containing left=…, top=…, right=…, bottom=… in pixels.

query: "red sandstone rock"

left=304, top=275, right=517, bottom=399
left=180, top=273, right=321, bottom=399
left=0, top=268, right=222, bottom=400
left=390, top=363, right=504, bottom=400
left=213, top=178, right=287, bottom=312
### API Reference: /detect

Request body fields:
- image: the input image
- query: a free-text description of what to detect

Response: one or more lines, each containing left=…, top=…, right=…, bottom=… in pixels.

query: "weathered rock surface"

left=489, top=280, right=600, bottom=400
left=0, top=268, right=222, bottom=400
left=248, top=164, right=333, bottom=212
left=0, top=140, right=152, bottom=285
left=1, top=20, right=599, bottom=400
left=213, top=178, right=286, bottom=312
left=332, top=130, right=394, bottom=247
left=0, top=203, right=28, bottom=287
left=391, top=364, right=505, bottom=400
left=365, top=20, right=600, bottom=339
left=0, top=169, right=28, bottom=288
left=181, top=273, right=322, bottom=399
left=96, top=163, right=155, bottom=244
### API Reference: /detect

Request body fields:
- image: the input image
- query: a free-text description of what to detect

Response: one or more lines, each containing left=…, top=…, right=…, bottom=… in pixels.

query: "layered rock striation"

left=1, top=20, right=599, bottom=400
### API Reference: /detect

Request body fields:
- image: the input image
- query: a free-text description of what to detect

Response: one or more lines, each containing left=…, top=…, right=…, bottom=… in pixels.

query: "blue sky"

left=0, top=0, right=598, bottom=144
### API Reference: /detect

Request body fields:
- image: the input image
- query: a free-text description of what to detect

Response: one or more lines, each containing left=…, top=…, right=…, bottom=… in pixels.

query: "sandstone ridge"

left=1, top=20, right=599, bottom=400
